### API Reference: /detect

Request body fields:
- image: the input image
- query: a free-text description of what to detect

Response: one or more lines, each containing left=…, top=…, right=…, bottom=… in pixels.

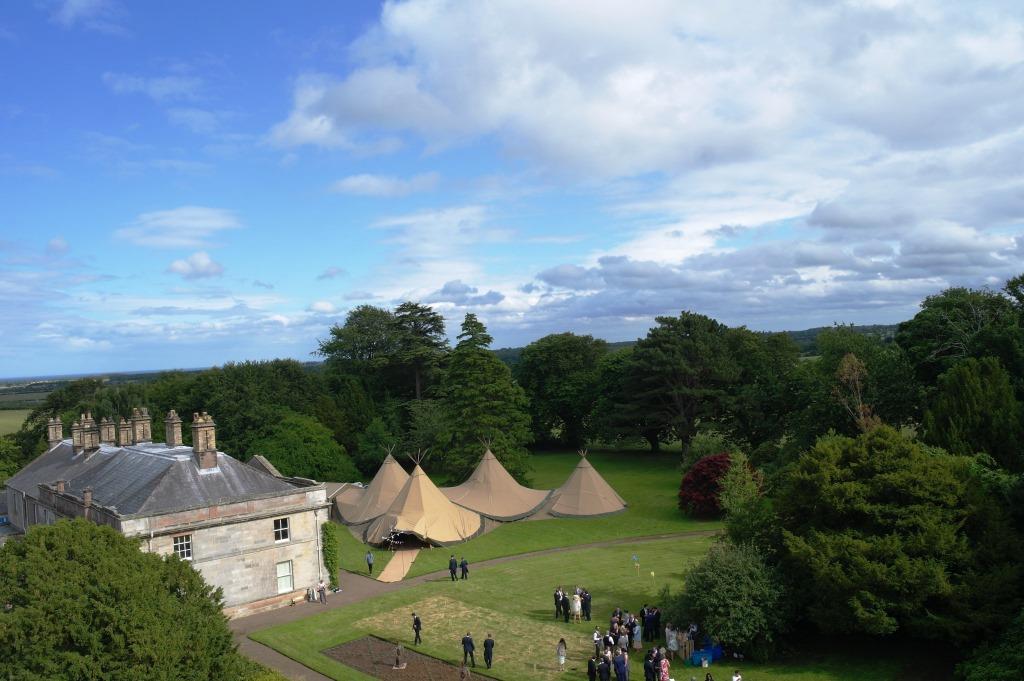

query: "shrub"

left=666, top=542, right=785, bottom=659
left=321, top=522, right=341, bottom=589
left=0, top=519, right=248, bottom=680
left=957, top=609, right=1024, bottom=681
left=681, top=428, right=734, bottom=473
left=679, top=452, right=732, bottom=517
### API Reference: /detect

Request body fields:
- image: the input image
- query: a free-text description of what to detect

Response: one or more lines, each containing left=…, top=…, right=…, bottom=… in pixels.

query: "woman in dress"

left=632, top=619, right=643, bottom=651
left=572, top=593, right=583, bottom=623
left=557, top=638, right=567, bottom=672
left=665, top=623, right=678, bottom=660
left=659, top=647, right=671, bottom=681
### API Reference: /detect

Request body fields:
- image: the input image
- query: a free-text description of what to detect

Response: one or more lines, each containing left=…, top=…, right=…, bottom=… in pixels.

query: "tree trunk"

left=645, top=433, right=660, bottom=452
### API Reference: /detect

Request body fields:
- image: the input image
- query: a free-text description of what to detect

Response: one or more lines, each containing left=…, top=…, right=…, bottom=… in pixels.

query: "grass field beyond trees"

left=0, top=410, right=29, bottom=436
left=252, top=536, right=911, bottom=681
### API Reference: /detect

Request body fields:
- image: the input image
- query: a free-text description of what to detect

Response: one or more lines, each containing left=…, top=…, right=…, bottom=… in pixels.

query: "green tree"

left=666, top=542, right=785, bottom=659
left=777, top=427, right=972, bottom=638
left=718, top=451, right=779, bottom=556
left=896, top=285, right=1024, bottom=391
left=393, top=301, right=448, bottom=400
left=590, top=348, right=668, bottom=450
left=957, top=609, right=1024, bottom=681
left=923, top=357, right=1024, bottom=471
left=402, top=399, right=453, bottom=456
left=0, top=519, right=250, bottom=681
left=722, top=329, right=800, bottom=446
left=626, top=312, right=741, bottom=449
left=251, top=410, right=358, bottom=482
left=441, top=314, right=532, bottom=481
left=515, top=332, right=607, bottom=448
left=354, top=416, right=400, bottom=476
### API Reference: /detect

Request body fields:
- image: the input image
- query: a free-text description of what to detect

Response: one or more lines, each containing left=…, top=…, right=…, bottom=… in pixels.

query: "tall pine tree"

left=441, top=314, right=532, bottom=481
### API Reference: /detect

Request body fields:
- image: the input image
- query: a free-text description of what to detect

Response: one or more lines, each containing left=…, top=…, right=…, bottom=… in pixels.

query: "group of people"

left=554, top=585, right=593, bottom=622
left=449, top=555, right=470, bottom=581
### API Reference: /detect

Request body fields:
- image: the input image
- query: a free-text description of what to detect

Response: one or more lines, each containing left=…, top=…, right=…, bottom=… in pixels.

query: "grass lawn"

left=401, top=450, right=721, bottom=578
left=251, top=535, right=904, bottom=681
left=334, top=521, right=395, bottom=577
left=0, top=409, right=29, bottom=436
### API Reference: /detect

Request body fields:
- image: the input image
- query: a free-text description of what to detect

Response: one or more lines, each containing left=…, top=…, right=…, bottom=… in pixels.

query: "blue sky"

left=2, top=0, right=1023, bottom=378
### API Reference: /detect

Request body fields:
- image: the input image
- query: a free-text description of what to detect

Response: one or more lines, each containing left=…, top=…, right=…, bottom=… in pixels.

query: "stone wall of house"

left=147, top=504, right=328, bottom=608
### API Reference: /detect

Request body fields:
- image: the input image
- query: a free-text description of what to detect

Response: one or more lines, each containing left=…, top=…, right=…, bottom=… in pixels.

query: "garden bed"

left=324, top=635, right=497, bottom=680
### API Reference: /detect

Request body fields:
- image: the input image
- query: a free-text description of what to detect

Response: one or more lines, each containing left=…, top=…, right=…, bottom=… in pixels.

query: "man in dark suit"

left=460, top=556, right=469, bottom=580
left=597, top=656, right=612, bottom=681
left=462, top=632, right=476, bottom=667
left=582, top=589, right=592, bottom=621
left=449, top=555, right=458, bottom=581
left=562, top=592, right=571, bottom=623
left=412, top=613, right=422, bottom=645
left=587, top=652, right=599, bottom=681
left=643, top=649, right=656, bottom=681
left=483, top=633, right=494, bottom=668
left=554, top=587, right=562, bottom=619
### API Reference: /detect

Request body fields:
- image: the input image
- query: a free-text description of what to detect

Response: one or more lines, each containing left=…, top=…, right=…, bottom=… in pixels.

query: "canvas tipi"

left=364, top=463, right=482, bottom=546
left=335, top=453, right=409, bottom=525
left=546, top=452, right=626, bottom=517
left=442, top=449, right=551, bottom=520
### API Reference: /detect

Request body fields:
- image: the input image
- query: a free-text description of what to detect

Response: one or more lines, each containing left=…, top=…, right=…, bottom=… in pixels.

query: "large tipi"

left=442, top=449, right=551, bottom=521
left=546, top=452, right=627, bottom=517
left=364, top=463, right=483, bottom=546
left=335, top=453, right=409, bottom=525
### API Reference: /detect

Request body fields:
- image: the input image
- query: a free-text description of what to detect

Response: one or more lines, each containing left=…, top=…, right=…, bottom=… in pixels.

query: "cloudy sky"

left=2, top=0, right=1023, bottom=377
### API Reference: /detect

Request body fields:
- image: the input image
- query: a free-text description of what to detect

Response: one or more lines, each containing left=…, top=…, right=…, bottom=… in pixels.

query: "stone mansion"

left=3, top=408, right=330, bottom=617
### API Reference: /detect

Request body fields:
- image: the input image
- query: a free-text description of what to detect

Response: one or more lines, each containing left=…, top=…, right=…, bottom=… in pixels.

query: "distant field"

left=0, top=409, right=30, bottom=435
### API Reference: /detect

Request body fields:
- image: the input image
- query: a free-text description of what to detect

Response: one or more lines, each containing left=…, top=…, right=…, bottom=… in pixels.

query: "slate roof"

left=5, top=440, right=301, bottom=517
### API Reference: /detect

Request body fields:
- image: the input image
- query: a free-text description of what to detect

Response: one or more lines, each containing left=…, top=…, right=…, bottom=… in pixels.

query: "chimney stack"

left=165, top=410, right=183, bottom=447
left=82, top=412, right=100, bottom=451
left=82, top=487, right=93, bottom=519
left=99, top=417, right=115, bottom=444
left=71, top=417, right=84, bottom=454
left=117, top=417, right=132, bottom=446
left=47, top=417, right=64, bottom=448
left=55, top=480, right=65, bottom=494
left=131, top=407, right=152, bottom=444
left=191, top=412, right=218, bottom=469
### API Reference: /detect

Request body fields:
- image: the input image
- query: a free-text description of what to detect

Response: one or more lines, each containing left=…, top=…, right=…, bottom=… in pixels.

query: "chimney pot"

left=47, top=417, right=65, bottom=447
left=165, top=410, right=183, bottom=447
left=55, top=480, right=65, bottom=493
left=82, top=487, right=93, bottom=506
left=117, top=417, right=133, bottom=446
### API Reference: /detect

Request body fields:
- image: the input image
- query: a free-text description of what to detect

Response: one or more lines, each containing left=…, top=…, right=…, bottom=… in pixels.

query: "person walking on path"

left=412, top=613, right=422, bottom=645
left=462, top=632, right=476, bottom=667
left=449, top=555, right=458, bottom=581
left=483, top=633, right=494, bottom=669
left=556, top=638, right=567, bottom=672
left=365, top=550, right=374, bottom=575
left=460, top=556, right=470, bottom=580
left=317, top=579, right=327, bottom=605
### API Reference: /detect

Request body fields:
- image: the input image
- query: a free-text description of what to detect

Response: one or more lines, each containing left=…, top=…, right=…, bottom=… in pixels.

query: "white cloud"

left=46, top=237, right=69, bottom=255
left=167, top=107, right=229, bottom=134
left=102, top=71, right=201, bottom=102
left=316, top=266, right=347, bottom=280
left=309, top=300, right=337, bottom=313
left=167, top=252, right=224, bottom=280
left=51, top=0, right=123, bottom=33
left=330, top=172, right=439, bottom=197
left=115, top=206, right=241, bottom=249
